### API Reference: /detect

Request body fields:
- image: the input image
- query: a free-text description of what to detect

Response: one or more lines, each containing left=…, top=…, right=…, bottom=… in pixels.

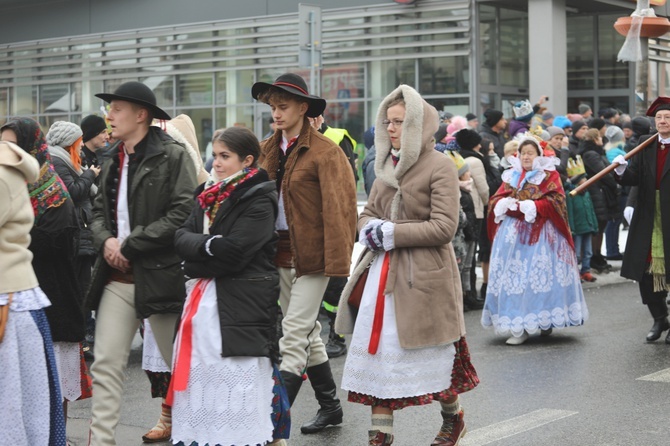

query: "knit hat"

left=439, top=111, right=453, bottom=122
left=553, top=115, right=572, bottom=129
left=541, top=112, right=554, bottom=121
left=80, top=115, right=108, bottom=143
left=447, top=116, right=467, bottom=137
left=46, top=121, right=83, bottom=148
left=455, top=128, right=482, bottom=151
left=571, top=120, right=587, bottom=136
left=540, top=130, right=550, bottom=142
left=484, top=109, right=504, bottom=128
left=546, top=126, right=565, bottom=139
left=513, top=100, right=534, bottom=122
left=578, top=104, right=591, bottom=115
left=446, top=150, right=470, bottom=177
left=363, top=126, right=375, bottom=149
left=465, top=113, right=477, bottom=122
left=434, top=124, right=448, bottom=144
left=605, top=125, right=624, bottom=144
left=589, top=118, right=606, bottom=131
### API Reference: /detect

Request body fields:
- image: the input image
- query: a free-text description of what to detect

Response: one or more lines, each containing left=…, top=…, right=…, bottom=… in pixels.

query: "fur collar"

left=373, top=84, right=439, bottom=190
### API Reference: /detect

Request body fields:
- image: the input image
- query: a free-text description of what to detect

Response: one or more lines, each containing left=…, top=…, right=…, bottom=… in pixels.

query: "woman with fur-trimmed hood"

left=335, top=85, right=479, bottom=446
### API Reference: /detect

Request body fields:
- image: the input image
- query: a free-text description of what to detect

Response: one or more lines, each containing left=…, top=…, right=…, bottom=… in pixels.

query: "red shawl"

left=487, top=169, right=574, bottom=250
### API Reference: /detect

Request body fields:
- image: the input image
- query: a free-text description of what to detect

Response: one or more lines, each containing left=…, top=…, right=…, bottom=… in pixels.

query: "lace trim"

left=53, top=342, right=82, bottom=401
left=482, top=303, right=588, bottom=337
left=0, top=287, right=51, bottom=311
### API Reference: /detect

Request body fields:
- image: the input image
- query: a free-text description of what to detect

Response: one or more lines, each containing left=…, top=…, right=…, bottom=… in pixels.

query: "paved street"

left=67, top=268, right=670, bottom=446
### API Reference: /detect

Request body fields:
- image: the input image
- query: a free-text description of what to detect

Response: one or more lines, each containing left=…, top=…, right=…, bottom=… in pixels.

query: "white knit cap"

left=46, top=121, right=83, bottom=148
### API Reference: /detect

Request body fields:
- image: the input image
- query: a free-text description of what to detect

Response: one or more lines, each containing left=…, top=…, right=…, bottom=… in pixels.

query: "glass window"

left=567, top=15, right=595, bottom=90
left=426, top=97, right=471, bottom=118
left=567, top=97, right=594, bottom=115
left=479, top=4, right=497, bottom=85
left=40, top=84, right=70, bottom=114
left=499, top=8, right=528, bottom=88
left=322, top=64, right=365, bottom=105
left=175, top=108, right=213, bottom=158
left=177, top=73, right=212, bottom=107
left=12, top=85, right=38, bottom=115
left=369, top=59, right=416, bottom=98
left=598, top=14, right=628, bottom=89
left=420, top=56, right=469, bottom=95
left=599, top=96, right=629, bottom=115
left=0, top=88, right=8, bottom=118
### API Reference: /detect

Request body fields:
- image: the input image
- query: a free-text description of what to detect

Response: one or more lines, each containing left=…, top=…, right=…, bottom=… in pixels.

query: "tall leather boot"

left=279, top=370, right=303, bottom=406
left=646, top=298, right=670, bottom=342
left=300, top=361, right=343, bottom=433
left=325, top=311, right=347, bottom=358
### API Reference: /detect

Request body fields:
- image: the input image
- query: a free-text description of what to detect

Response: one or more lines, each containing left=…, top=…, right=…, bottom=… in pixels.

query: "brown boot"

left=369, top=429, right=394, bottom=445
left=142, top=402, right=172, bottom=443
left=431, top=409, right=466, bottom=445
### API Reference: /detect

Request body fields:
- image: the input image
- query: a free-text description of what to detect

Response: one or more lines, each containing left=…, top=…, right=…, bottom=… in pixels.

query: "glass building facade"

left=0, top=0, right=635, bottom=157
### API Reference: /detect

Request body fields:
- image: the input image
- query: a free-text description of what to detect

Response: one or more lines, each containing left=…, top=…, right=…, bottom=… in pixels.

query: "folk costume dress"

left=1, top=118, right=92, bottom=406
left=335, top=85, right=479, bottom=409
left=0, top=140, right=66, bottom=446
left=170, top=168, right=289, bottom=446
left=482, top=152, right=589, bottom=337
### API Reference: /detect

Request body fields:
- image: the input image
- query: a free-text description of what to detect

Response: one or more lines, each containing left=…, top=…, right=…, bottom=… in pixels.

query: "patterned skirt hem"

left=347, top=337, right=479, bottom=410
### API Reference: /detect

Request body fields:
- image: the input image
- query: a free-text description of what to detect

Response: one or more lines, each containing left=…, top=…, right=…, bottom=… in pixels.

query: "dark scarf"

left=1, top=118, right=70, bottom=222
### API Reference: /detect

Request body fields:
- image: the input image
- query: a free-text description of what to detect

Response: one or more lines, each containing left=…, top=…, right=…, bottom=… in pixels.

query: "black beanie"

left=434, top=124, right=448, bottom=143
left=589, top=118, right=606, bottom=131
left=455, top=128, right=482, bottom=151
left=80, top=115, right=107, bottom=143
left=484, top=109, right=504, bottom=128
left=571, top=120, right=586, bottom=135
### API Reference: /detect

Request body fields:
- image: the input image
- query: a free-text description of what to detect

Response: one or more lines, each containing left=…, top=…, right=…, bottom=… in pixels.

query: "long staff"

left=569, top=132, right=659, bottom=196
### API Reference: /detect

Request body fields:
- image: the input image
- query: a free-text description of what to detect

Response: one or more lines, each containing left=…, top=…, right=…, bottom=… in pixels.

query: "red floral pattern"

left=347, top=337, right=479, bottom=410
left=196, top=168, right=259, bottom=223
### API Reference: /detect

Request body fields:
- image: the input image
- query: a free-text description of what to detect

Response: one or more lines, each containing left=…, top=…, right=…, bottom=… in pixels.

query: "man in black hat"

left=252, top=73, right=357, bottom=434
left=479, top=108, right=507, bottom=159
left=86, top=81, right=197, bottom=445
left=615, top=96, right=670, bottom=345
left=81, top=114, right=110, bottom=168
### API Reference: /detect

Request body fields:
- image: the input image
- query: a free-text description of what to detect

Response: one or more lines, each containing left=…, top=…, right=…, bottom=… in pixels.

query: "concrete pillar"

left=528, top=0, right=567, bottom=115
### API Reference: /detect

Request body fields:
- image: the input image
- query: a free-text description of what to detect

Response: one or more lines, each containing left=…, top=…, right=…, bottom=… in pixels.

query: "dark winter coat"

left=174, top=170, right=280, bottom=359
left=568, top=135, right=581, bottom=159
left=479, top=122, right=507, bottom=159
left=565, top=183, right=598, bottom=236
left=459, top=187, right=477, bottom=241
left=578, top=139, right=620, bottom=224
left=545, top=146, right=570, bottom=184
left=31, top=199, right=85, bottom=342
left=87, top=127, right=197, bottom=317
left=49, top=145, right=97, bottom=257
left=617, top=136, right=670, bottom=283
left=362, top=146, right=377, bottom=197
left=624, top=117, right=653, bottom=152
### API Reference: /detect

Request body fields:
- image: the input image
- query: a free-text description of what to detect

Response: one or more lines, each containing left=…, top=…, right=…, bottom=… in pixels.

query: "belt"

left=275, top=230, right=294, bottom=269
left=108, top=268, right=134, bottom=284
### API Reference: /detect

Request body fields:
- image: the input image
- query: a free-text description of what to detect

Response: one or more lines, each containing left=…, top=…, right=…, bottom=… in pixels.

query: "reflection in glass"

left=567, top=15, right=595, bottom=90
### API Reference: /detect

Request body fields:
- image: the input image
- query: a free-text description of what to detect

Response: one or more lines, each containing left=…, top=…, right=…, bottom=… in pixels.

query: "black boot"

left=463, top=290, right=483, bottom=310
left=325, top=311, right=347, bottom=358
left=300, top=361, right=343, bottom=434
left=646, top=299, right=670, bottom=342
left=480, top=283, right=488, bottom=301
left=279, top=370, right=303, bottom=406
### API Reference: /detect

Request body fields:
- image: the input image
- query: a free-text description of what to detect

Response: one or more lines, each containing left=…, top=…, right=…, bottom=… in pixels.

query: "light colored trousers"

left=278, top=269, right=330, bottom=376
left=88, top=281, right=179, bottom=446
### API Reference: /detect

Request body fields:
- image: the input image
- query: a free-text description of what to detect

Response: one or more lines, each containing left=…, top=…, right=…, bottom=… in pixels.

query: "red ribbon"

left=166, top=279, right=208, bottom=406
left=368, top=252, right=391, bottom=355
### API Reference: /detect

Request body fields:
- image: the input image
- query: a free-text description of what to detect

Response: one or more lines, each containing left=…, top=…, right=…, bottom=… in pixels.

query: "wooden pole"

left=569, top=132, right=658, bottom=196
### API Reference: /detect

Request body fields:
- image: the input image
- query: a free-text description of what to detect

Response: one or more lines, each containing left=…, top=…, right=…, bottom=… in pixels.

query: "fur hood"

left=374, top=84, right=439, bottom=190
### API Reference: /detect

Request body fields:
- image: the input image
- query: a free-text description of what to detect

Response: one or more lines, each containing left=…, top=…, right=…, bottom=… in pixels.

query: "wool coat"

left=87, top=127, right=197, bottom=318
left=459, top=148, right=490, bottom=219
left=259, top=118, right=357, bottom=278
left=335, top=84, right=465, bottom=349
left=174, top=170, right=280, bottom=359
left=0, top=142, right=40, bottom=295
left=617, top=135, right=670, bottom=283
left=578, top=139, right=620, bottom=224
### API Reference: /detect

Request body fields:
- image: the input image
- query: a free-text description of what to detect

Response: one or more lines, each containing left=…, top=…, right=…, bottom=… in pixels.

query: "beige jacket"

left=464, top=155, right=489, bottom=218
left=335, top=85, right=466, bottom=348
left=0, top=142, right=40, bottom=294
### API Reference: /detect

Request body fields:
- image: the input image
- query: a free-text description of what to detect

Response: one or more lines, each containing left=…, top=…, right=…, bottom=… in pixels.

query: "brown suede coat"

left=260, top=118, right=357, bottom=277
left=335, top=85, right=465, bottom=349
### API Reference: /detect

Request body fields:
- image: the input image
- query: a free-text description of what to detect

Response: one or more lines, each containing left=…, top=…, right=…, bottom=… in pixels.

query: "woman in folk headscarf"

left=335, top=85, right=479, bottom=446
left=0, top=139, right=66, bottom=445
left=482, top=133, right=588, bottom=345
left=1, top=117, right=91, bottom=429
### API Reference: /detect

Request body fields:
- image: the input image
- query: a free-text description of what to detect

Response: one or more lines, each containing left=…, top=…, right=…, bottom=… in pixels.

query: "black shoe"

left=463, top=290, right=483, bottom=310
left=647, top=318, right=670, bottom=342
left=300, top=362, right=343, bottom=434
left=606, top=254, right=623, bottom=261
left=279, top=370, right=303, bottom=406
left=326, top=335, right=347, bottom=358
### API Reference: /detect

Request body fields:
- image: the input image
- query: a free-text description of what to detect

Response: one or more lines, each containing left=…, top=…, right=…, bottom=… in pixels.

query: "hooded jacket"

left=0, top=142, right=40, bottom=294
left=336, top=84, right=465, bottom=348
left=577, top=139, right=620, bottom=223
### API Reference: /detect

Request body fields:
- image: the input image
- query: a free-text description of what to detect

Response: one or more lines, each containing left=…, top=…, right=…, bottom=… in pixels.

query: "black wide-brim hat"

left=252, top=73, right=326, bottom=118
left=95, top=81, right=171, bottom=121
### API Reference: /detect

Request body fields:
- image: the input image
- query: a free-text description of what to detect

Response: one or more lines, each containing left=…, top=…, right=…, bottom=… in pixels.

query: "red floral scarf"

left=197, top=167, right=259, bottom=224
